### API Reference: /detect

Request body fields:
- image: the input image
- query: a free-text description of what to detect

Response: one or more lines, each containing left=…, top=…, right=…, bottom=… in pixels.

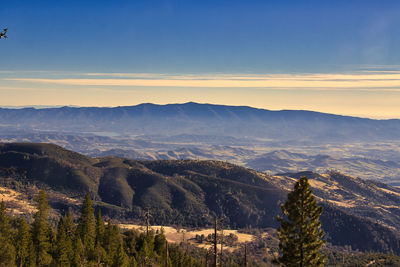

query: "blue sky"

left=1, top=0, right=400, bottom=118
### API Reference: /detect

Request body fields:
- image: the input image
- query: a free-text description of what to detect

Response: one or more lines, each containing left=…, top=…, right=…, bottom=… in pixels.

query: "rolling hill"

left=246, top=150, right=400, bottom=184
left=0, top=142, right=400, bottom=254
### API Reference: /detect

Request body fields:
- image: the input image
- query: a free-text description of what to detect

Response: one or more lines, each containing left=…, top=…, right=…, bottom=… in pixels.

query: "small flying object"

left=0, top=28, right=8, bottom=39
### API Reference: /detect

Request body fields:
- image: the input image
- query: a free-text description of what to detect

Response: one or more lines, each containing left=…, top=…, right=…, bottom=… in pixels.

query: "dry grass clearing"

left=0, top=186, right=37, bottom=215
left=119, top=224, right=255, bottom=252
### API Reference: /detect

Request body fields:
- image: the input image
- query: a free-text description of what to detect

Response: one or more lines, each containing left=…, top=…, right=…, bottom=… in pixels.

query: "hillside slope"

left=246, top=150, right=400, bottom=183
left=0, top=142, right=399, bottom=254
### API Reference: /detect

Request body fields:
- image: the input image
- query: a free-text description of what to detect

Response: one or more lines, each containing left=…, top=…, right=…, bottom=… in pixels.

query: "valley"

left=2, top=130, right=400, bottom=186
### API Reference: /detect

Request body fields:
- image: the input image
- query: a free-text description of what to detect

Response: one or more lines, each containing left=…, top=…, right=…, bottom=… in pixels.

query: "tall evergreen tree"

left=94, top=209, right=106, bottom=266
left=15, top=218, right=35, bottom=267
left=62, top=210, right=75, bottom=242
left=103, top=222, right=121, bottom=266
left=95, top=209, right=105, bottom=246
left=0, top=201, right=16, bottom=267
left=72, top=236, right=86, bottom=267
left=277, top=176, right=326, bottom=267
left=112, top=237, right=129, bottom=267
left=54, top=217, right=73, bottom=267
left=76, top=193, right=96, bottom=260
left=93, top=241, right=107, bottom=267
left=0, top=201, right=12, bottom=238
left=154, top=229, right=167, bottom=255
left=31, top=190, right=52, bottom=267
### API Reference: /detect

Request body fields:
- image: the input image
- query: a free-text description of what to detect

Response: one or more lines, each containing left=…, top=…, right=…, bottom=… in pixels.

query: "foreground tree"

left=76, top=193, right=96, bottom=261
left=277, top=176, right=326, bottom=267
left=15, top=218, right=35, bottom=267
left=0, top=190, right=201, bottom=266
left=32, top=190, right=52, bottom=267
left=0, top=201, right=16, bottom=266
left=54, top=217, right=73, bottom=266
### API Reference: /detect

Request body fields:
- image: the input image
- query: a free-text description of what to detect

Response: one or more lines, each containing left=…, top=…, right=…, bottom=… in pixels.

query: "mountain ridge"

left=2, top=102, right=400, bottom=143
left=1, top=102, right=396, bottom=121
left=0, top=142, right=399, bottom=254
left=0, top=102, right=394, bottom=121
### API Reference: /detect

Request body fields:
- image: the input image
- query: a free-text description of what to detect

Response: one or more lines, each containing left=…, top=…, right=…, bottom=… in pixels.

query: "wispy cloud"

left=5, top=71, right=400, bottom=90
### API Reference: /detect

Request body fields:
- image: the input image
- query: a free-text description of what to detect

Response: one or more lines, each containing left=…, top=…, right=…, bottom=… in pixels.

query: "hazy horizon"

left=2, top=1, right=400, bottom=119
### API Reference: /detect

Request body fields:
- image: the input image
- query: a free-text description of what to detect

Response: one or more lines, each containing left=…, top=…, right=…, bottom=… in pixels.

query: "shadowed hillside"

left=0, top=142, right=399, bottom=254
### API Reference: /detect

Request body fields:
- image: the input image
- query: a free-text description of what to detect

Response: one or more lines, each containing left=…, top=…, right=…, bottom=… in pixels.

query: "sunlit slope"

left=0, top=142, right=399, bottom=253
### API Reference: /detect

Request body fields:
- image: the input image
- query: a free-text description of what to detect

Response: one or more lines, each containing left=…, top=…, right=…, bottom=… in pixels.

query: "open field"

left=119, top=224, right=256, bottom=252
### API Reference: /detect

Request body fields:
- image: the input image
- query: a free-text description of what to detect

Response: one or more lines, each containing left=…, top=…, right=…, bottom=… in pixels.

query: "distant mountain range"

left=1, top=143, right=399, bottom=254
left=1, top=102, right=400, bottom=142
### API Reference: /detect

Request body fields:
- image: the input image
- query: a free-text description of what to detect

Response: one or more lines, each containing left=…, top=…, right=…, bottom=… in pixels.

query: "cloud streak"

left=6, top=72, right=400, bottom=90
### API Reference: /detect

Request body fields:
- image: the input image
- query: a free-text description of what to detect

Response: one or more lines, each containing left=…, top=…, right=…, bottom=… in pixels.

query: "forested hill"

left=1, top=102, right=400, bottom=142
left=0, top=142, right=400, bottom=254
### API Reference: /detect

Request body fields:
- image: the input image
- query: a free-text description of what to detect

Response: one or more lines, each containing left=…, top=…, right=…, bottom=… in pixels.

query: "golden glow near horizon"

left=1, top=70, right=400, bottom=119
left=7, top=72, right=400, bottom=89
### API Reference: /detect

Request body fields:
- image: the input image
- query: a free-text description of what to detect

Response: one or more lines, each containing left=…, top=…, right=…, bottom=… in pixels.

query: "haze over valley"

left=1, top=102, right=400, bottom=187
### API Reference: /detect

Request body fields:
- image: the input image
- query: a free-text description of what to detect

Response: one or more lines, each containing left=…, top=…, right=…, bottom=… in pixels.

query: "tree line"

left=0, top=176, right=326, bottom=266
left=0, top=190, right=200, bottom=267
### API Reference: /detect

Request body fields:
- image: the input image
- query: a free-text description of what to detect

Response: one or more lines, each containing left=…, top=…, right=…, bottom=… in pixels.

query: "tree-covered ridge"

left=0, top=190, right=200, bottom=267
left=0, top=143, right=400, bottom=255
left=1, top=183, right=400, bottom=266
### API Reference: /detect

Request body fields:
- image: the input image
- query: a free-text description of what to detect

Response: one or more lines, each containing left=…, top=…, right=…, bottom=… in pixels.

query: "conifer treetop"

left=277, top=176, right=326, bottom=267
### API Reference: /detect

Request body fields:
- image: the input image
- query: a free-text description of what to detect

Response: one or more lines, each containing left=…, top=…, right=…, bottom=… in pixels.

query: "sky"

left=1, top=0, right=400, bottom=118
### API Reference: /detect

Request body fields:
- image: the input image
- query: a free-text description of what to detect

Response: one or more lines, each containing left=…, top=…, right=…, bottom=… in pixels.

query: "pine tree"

left=76, top=193, right=96, bottom=261
left=15, top=218, right=33, bottom=267
left=103, top=222, right=121, bottom=266
left=154, top=229, right=167, bottom=255
left=0, top=201, right=16, bottom=267
left=95, top=209, right=105, bottom=246
left=72, top=236, right=85, bottom=267
left=277, top=176, right=326, bottom=267
left=0, top=201, right=12, bottom=238
left=31, top=189, right=52, bottom=267
left=26, top=240, right=37, bottom=267
left=54, top=217, right=73, bottom=267
left=130, top=257, right=138, bottom=267
left=137, top=232, right=156, bottom=266
left=112, top=237, right=129, bottom=267
left=62, top=210, right=75, bottom=242
left=123, top=229, right=139, bottom=260
left=93, top=241, right=107, bottom=267
left=93, top=209, right=106, bottom=267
